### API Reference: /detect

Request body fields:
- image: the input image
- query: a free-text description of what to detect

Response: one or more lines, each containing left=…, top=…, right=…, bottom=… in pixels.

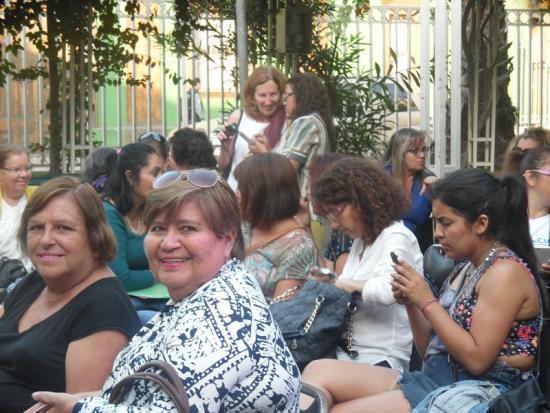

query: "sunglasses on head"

left=532, top=169, right=550, bottom=177
left=139, top=132, right=166, bottom=143
left=153, top=169, right=221, bottom=189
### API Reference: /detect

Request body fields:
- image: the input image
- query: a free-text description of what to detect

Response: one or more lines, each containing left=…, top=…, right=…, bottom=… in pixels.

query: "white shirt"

left=530, top=214, right=550, bottom=248
left=227, top=112, right=269, bottom=190
left=336, top=221, right=423, bottom=371
left=0, top=196, right=32, bottom=269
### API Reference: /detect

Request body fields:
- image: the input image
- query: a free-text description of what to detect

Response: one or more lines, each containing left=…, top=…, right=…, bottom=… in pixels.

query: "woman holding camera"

left=218, top=65, right=286, bottom=190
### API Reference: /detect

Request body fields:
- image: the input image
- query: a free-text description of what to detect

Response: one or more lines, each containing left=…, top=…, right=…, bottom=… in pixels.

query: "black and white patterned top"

left=75, top=259, right=301, bottom=412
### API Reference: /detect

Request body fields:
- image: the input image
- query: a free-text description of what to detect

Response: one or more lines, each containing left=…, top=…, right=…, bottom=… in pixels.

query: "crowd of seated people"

left=3, top=64, right=550, bottom=412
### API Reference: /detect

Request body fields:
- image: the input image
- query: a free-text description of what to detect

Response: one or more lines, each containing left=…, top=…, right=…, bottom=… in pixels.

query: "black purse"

left=109, top=360, right=189, bottom=412
left=423, top=244, right=455, bottom=294
left=0, top=256, right=28, bottom=303
left=270, top=279, right=356, bottom=371
left=487, top=376, right=549, bottom=413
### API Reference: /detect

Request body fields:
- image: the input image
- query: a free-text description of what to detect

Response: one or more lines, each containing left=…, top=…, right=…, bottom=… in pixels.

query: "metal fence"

left=1, top=3, right=549, bottom=173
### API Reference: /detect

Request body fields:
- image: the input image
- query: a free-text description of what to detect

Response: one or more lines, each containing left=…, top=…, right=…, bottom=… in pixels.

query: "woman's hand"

left=248, top=134, right=270, bottom=154
left=29, top=391, right=92, bottom=413
left=391, top=283, right=411, bottom=305
left=218, top=124, right=236, bottom=152
left=420, top=175, right=438, bottom=195
left=390, top=259, right=434, bottom=308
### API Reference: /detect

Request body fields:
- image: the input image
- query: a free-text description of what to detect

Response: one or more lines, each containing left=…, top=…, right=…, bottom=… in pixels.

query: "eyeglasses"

left=139, top=132, right=166, bottom=143
left=283, top=92, right=295, bottom=100
left=325, top=204, right=346, bottom=222
left=407, top=147, right=429, bottom=156
left=153, top=169, right=220, bottom=189
left=0, top=165, right=33, bottom=174
left=532, top=169, right=550, bottom=177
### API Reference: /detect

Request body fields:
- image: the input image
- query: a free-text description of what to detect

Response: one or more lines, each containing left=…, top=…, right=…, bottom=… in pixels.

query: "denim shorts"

left=399, top=353, right=526, bottom=409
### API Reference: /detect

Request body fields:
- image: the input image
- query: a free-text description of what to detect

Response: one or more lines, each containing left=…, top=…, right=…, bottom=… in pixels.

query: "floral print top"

left=243, top=224, right=318, bottom=299
left=451, top=249, right=541, bottom=357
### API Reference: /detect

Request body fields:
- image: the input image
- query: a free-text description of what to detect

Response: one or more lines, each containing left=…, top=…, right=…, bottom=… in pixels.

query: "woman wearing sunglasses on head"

left=302, top=168, right=542, bottom=412
left=519, top=146, right=550, bottom=274
left=32, top=169, right=301, bottom=413
left=101, top=143, right=166, bottom=322
left=138, top=131, right=169, bottom=167
left=0, top=143, right=36, bottom=271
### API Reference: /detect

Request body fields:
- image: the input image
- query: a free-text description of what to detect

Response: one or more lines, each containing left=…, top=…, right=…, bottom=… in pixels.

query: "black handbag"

left=270, top=279, right=355, bottom=371
left=487, top=376, right=550, bottom=413
left=109, top=360, right=189, bottom=412
left=0, top=256, right=28, bottom=303
left=423, top=244, right=455, bottom=294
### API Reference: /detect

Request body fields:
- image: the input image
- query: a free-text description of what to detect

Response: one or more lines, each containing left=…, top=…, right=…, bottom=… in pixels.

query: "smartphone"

left=390, top=251, right=400, bottom=265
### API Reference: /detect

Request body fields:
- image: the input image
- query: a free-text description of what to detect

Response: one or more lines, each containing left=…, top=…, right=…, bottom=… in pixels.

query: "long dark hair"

left=428, top=168, right=538, bottom=275
left=287, top=73, right=336, bottom=151
left=103, top=143, right=156, bottom=215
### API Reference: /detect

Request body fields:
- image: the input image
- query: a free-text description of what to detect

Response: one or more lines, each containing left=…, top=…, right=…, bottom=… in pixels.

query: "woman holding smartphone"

left=302, top=168, right=542, bottom=412
left=311, top=157, right=423, bottom=370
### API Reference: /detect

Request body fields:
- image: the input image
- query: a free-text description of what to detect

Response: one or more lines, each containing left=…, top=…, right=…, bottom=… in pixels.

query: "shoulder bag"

left=109, top=360, right=189, bottom=412
left=270, top=279, right=357, bottom=371
left=0, top=256, right=28, bottom=303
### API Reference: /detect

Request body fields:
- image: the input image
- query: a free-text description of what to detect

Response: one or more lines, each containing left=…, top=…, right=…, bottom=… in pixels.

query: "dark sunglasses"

left=153, top=169, right=220, bottom=189
left=139, top=132, right=166, bottom=143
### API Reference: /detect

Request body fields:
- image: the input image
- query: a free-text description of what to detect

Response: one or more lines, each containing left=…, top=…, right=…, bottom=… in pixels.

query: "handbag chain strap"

left=344, top=302, right=358, bottom=357
left=302, top=296, right=325, bottom=334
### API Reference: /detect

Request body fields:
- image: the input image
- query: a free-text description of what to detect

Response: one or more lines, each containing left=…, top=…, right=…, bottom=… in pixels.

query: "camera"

left=224, top=123, right=238, bottom=137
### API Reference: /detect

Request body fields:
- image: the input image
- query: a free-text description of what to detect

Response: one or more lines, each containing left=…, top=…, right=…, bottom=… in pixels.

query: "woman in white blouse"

left=312, top=157, right=423, bottom=370
left=0, top=143, right=35, bottom=269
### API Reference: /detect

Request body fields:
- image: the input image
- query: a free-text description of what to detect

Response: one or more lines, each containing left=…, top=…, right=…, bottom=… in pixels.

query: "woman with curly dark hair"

left=313, top=156, right=423, bottom=370
left=250, top=72, right=334, bottom=196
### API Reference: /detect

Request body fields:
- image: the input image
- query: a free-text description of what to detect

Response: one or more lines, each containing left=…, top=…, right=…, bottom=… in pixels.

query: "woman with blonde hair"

left=383, top=128, right=436, bottom=251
